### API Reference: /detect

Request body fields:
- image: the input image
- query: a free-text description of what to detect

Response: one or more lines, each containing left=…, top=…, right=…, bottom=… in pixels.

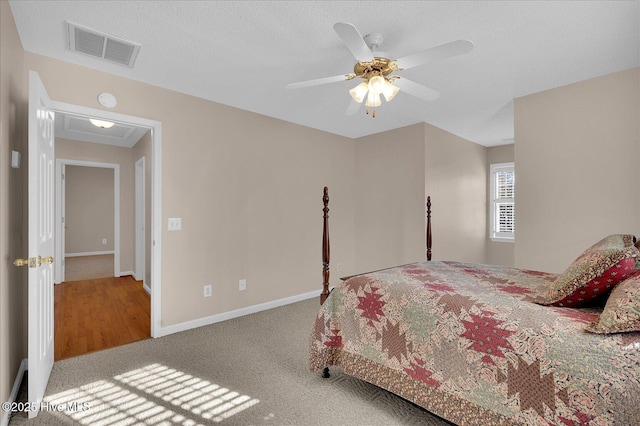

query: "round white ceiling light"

left=97, top=92, right=117, bottom=108
left=89, top=119, right=115, bottom=129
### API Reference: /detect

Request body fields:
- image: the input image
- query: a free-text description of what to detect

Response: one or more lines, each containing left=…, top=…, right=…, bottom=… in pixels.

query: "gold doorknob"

left=13, top=257, right=37, bottom=268
left=38, top=256, right=54, bottom=266
left=13, top=258, right=30, bottom=267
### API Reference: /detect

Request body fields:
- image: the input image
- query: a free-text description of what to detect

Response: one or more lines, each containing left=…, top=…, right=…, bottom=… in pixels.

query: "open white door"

left=26, top=70, right=55, bottom=418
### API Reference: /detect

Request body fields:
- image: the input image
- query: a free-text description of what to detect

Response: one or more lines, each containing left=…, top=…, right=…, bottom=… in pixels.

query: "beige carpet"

left=64, top=255, right=114, bottom=282
left=9, top=299, right=452, bottom=426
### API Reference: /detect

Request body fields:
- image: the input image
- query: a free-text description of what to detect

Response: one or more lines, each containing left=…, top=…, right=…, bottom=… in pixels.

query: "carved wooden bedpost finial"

left=426, top=196, right=432, bottom=261
left=321, top=187, right=330, bottom=305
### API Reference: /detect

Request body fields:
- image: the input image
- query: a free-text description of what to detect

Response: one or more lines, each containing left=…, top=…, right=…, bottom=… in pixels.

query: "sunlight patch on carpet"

left=44, top=363, right=259, bottom=424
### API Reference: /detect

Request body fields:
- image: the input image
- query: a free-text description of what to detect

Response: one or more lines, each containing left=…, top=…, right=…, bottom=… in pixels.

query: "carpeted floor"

left=9, top=298, right=452, bottom=425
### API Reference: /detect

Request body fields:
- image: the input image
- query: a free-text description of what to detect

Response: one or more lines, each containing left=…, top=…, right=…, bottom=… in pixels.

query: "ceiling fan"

left=286, top=23, right=474, bottom=117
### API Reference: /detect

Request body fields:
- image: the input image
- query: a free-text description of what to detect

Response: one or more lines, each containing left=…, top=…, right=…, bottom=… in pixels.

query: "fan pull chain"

left=365, top=108, right=376, bottom=118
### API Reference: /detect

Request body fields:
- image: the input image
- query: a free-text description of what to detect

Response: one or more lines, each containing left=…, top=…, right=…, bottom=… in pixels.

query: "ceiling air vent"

left=67, top=22, right=140, bottom=67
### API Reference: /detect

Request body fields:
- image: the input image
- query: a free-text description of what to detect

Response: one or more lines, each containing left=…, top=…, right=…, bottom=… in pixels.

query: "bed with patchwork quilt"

left=310, top=188, right=640, bottom=425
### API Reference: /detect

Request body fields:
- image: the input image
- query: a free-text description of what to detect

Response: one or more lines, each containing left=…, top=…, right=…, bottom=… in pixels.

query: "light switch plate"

left=168, top=217, right=182, bottom=231
left=11, top=151, right=20, bottom=169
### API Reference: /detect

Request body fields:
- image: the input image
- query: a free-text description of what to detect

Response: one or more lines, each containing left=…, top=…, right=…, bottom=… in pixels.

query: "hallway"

left=54, top=276, right=150, bottom=360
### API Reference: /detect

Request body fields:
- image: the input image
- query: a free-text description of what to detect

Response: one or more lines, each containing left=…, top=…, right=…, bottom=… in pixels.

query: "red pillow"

left=549, top=257, right=636, bottom=307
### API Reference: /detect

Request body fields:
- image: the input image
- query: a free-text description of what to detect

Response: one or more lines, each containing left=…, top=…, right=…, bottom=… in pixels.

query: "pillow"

left=538, top=234, right=639, bottom=307
left=548, top=257, right=637, bottom=307
left=585, top=271, right=640, bottom=333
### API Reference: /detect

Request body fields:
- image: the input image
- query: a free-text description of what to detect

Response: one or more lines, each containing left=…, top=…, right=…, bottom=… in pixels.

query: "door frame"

left=48, top=99, right=163, bottom=337
left=134, top=156, right=146, bottom=288
left=55, top=160, right=120, bottom=283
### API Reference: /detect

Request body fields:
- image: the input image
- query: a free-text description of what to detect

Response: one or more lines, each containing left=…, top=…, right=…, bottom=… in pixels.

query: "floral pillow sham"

left=586, top=271, right=640, bottom=333
left=538, top=234, right=638, bottom=307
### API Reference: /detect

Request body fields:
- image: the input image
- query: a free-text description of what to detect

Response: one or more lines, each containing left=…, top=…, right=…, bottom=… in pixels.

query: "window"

left=490, top=162, right=515, bottom=242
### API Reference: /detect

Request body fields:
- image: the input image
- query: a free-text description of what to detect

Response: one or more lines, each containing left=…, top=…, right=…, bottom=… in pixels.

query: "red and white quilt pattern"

left=310, top=261, right=640, bottom=425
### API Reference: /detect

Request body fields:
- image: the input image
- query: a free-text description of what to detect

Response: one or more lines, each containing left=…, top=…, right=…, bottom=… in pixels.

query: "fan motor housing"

left=353, top=57, right=400, bottom=80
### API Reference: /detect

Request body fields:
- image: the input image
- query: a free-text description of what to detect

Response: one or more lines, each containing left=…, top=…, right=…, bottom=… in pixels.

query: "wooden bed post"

left=321, top=187, right=331, bottom=379
left=321, top=187, right=330, bottom=305
left=426, top=196, right=432, bottom=261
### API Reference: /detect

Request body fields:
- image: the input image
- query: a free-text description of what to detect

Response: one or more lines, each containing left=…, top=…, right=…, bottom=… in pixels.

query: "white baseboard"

left=1, top=358, right=27, bottom=426
left=157, top=289, right=320, bottom=337
left=119, top=270, right=134, bottom=278
left=127, top=272, right=150, bottom=294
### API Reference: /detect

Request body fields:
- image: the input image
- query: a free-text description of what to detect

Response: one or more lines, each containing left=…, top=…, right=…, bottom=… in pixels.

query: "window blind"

left=490, top=163, right=515, bottom=240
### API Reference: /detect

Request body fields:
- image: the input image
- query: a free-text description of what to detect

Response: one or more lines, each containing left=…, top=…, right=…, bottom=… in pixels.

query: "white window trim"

left=490, top=162, right=515, bottom=243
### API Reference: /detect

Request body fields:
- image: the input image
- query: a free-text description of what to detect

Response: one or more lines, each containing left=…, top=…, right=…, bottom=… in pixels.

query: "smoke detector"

left=97, top=92, right=117, bottom=108
left=67, top=22, right=140, bottom=67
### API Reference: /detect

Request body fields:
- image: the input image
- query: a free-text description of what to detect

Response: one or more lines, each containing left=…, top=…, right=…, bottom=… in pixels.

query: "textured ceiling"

left=9, top=1, right=640, bottom=147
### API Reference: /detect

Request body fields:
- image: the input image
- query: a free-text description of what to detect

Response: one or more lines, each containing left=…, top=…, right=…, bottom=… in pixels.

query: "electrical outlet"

left=102, top=238, right=107, bottom=245
left=203, top=284, right=212, bottom=298
left=239, top=279, right=247, bottom=291
left=168, top=217, right=182, bottom=231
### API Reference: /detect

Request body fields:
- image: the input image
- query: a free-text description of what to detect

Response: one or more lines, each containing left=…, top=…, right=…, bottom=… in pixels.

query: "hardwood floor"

left=54, top=276, right=150, bottom=361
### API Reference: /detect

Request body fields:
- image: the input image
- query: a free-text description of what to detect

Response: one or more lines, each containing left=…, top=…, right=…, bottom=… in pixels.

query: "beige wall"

left=425, top=123, right=487, bottom=263
left=27, top=45, right=488, bottom=330
left=0, top=0, right=26, bottom=410
left=24, top=52, right=357, bottom=326
left=64, top=165, right=114, bottom=253
left=56, top=138, right=137, bottom=274
left=352, top=122, right=488, bottom=272
left=486, top=144, right=515, bottom=266
left=353, top=124, right=426, bottom=273
left=515, top=68, right=640, bottom=272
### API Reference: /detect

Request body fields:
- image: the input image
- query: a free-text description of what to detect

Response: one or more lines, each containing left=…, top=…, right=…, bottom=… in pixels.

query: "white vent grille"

left=67, top=22, right=140, bottom=67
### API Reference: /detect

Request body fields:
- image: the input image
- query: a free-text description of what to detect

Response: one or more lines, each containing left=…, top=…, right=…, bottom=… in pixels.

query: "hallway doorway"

left=47, top=98, right=163, bottom=338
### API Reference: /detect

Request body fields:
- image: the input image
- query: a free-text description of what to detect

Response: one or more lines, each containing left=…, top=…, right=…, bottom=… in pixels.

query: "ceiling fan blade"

left=285, top=74, right=349, bottom=90
left=395, top=40, right=474, bottom=70
left=394, top=78, right=440, bottom=102
left=345, top=99, right=362, bottom=115
left=333, top=22, right=375, bottom=62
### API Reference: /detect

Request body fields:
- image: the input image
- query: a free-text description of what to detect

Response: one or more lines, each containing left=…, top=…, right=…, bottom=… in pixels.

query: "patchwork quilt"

left=310, top=261, right=640, bottom=425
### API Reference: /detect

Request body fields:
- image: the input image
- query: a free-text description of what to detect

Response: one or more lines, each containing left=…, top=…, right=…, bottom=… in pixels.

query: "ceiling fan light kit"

left=349, top=81, right=369, bottom=103
left=348, top=70, right=401, bottom=117
left=382, top=81, right=400, bottom=102
left=366, top=91, right=381, bottom=107
left=285, top=22, right=473, bottom=118
left=347, top=56, right=403, bottom=117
